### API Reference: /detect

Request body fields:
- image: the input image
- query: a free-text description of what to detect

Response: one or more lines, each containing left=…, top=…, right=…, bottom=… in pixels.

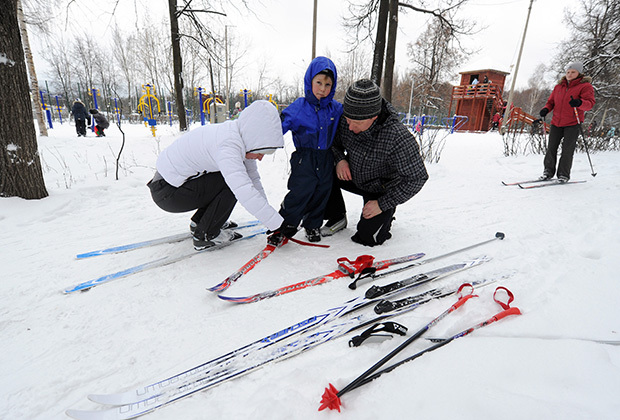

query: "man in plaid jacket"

left=321, top=79, right=428, bottom=246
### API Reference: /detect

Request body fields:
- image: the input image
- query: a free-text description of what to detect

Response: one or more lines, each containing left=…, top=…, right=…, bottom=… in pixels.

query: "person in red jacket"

left=538, top=61, right=595, bottom=182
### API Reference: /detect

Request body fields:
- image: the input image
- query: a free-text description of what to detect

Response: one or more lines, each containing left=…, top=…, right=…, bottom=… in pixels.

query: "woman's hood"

left=237, top=100, right=284, bottom=153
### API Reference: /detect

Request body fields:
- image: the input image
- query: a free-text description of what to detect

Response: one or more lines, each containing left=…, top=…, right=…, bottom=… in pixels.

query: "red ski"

left=217, top=252, right=425, bottom=304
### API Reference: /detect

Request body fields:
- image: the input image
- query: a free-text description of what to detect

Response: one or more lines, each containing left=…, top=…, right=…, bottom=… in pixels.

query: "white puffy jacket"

left=156, top=100, right=284, bottom=230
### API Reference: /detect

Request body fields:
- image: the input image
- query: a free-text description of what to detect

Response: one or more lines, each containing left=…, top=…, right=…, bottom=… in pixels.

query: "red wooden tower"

left=448, top=69, right=510, bottom=131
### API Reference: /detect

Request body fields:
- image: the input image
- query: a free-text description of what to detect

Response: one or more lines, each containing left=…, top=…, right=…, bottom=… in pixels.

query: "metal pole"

left=312, top=0, right=318, bottom=59
left=225, top=25, right=229, bottom=119
left=503, top=0, right=534, bottom=128
left=407, top=76, right=414, bottom=120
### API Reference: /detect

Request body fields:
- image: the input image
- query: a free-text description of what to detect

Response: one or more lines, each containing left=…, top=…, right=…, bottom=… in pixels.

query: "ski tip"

left=217, top=294, right=254, bottom=303
left=206, top=281, right=229, bottom=293
left=495, top=232, right=505, bottom=240
left=318, top=383, right=342, bottom=412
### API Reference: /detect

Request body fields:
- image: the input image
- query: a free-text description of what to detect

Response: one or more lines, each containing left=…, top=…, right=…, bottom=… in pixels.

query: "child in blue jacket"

left=268, top=56, right=343, bottom=245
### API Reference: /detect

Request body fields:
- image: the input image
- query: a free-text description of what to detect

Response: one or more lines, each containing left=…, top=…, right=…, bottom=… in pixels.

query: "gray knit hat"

left=343, top=79, right=382, bottom=120
left=567, top=61, right=584, bottom=73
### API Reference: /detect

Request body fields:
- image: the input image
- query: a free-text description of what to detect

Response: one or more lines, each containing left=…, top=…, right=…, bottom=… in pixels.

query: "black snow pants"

left=323, top=177, right=395, bottom=247
left=148, top=171, right=237, bottom=239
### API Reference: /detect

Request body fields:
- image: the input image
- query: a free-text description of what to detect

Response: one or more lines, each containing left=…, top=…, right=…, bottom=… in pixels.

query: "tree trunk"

left=0, top=0, right=48, bottom=199
left=371, top=0, right=389, bottom=86
left=383, top=0, right=399, bottom=101
left=169, top=0, right=187, bottom=131
left=16, top=0, right=47, bottom=137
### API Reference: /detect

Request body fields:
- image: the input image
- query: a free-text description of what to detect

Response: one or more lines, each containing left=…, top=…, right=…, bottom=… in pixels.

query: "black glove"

left=569, top=97, right=582, bottom=107
left=539, top=108, right=549, bottom=118
left=267, top=223, right=297, bottom=247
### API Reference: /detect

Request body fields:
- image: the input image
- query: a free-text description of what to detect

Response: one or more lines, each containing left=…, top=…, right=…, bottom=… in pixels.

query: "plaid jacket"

left=332, top=100, right=428, bottom=211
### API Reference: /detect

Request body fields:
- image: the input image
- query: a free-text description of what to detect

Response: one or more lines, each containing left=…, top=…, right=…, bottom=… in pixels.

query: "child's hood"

left=236, top=100, right=284, bottom=153
left=304, top=56, right=338, bottom=106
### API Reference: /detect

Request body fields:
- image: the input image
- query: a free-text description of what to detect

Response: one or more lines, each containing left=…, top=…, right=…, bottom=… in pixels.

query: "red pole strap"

left=451, top=283, right=478, bottom=310
left=288, top=237, right=330, bottom=248
left=493, top=286, right=515, bottom=310
left=336, top=255, right=375, bottom=277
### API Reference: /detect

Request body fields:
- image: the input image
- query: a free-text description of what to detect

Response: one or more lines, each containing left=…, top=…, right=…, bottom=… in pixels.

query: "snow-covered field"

left=2, top=120, right=619, bottom=420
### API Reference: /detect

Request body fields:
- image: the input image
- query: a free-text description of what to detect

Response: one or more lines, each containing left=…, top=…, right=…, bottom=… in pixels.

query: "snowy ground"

left=2, top=120, right=619, bottom=420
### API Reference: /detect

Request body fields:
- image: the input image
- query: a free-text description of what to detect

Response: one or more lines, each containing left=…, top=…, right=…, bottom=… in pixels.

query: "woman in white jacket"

left=148, top=100, right=284, bottom=250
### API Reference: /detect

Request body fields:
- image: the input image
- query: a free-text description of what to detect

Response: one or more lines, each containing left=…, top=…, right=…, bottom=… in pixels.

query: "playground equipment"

left=500, top=106, right=548, bottom=136
left=112, top=98, right=122, bottom=125
left=194, top=87, right=207, bottom=125
left=448, top=69, right=509, bottom=131
left=206, top=93, right=225, bottom=124
left=240, top=89, right=252, bottom=107
left=39, top=90, right=53, bottom=129
left=266, top=94, right=278, bottom=110
left=167, top=101, right=173, bottom=126
left=88, top=88, right=101, bottom=132
left=138, top=84, right=161, bottom=137
left=54, top=95, right=63, bottom=124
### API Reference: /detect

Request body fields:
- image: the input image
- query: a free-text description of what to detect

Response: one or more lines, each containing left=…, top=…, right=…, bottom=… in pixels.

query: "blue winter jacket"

left=281, top=56, right=343, bottom=150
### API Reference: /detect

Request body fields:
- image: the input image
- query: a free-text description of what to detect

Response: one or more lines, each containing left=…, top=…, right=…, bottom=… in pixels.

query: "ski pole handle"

left=570, top=96, right=581, bottom=124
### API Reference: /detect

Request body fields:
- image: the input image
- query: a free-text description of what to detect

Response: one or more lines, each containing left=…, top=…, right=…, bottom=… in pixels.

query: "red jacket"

left=544, top=76, right=595, bottom=127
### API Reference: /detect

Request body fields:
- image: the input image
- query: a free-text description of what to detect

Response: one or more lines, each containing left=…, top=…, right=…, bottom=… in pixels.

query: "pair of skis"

left=69, top=225, right=505, bottom=303
left=65, top=221, right=266, bottom=294
left=66, top=256, right=498, bottom=420
left=502, top=178, right=586, bottom=189
left=319, top=284, right=522, bottom=411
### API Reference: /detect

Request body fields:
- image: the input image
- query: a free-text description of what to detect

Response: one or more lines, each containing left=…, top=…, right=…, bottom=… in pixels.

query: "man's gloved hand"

left=569, top=97, right=582, bottom=107
left=267, top=223, right=297, bottom=247
left=539, top=108, right=549, bottom=118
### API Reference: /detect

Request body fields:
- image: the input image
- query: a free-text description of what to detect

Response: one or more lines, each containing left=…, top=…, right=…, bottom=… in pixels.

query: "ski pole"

left=570, top=96, right=597, bottom=177
left=348, top=232, right=505, bottom=290
left=319, top=283, right=478, bottom=412
left=319, top=286, right=521, bottom=412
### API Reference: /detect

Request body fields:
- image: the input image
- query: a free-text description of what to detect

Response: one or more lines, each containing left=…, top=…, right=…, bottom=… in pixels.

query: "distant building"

left=449, top=69, right=510, bottom=131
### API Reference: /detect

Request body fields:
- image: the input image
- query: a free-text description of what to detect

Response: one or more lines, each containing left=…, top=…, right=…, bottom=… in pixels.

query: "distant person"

left=269, top=56, right=343, bottom=245
left=471, top=78, right=479, bottom=86
left=321, top=79, right=429, bottom=246
left=492, top=112, right=501, bottom=130
left=148, top=100, right=284, bottom=250
left=232, top=102, right=243, bottom=119
left=538, top=61, right=595, bottom=182
left=483, top=75, right=489, bottom=84
left=89, top=109, right=110, bottom=137
left=71, top=99, right=90, bottom=137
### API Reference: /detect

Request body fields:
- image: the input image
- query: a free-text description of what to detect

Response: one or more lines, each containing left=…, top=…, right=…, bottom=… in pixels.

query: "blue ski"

left=76, top=220, right=260, bottom=259
left=64, top=229, right=267, bottom=294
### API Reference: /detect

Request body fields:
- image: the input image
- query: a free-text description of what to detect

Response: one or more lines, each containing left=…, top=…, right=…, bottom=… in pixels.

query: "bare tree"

left=111, top=25, right=139, bottom=110
left=345, top=1, right=475, bottom=102
left=0, top=0, right=48, bottom=199
left=41, top=37, right=75, bottom=109
left=407, top=19, right=466, bottom=114
left=17, top=0, right=47, bottom=136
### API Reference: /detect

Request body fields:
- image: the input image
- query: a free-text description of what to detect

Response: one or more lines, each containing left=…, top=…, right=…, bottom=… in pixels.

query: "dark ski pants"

left=323, top=177, right=395, bottom=247
left=544, top=124, right=580, bottom=179
left=148, top=172, right=237, bottom=239
left=279, top=148, right=333, bottom=230
left=75, top=118, right=87, bottom=136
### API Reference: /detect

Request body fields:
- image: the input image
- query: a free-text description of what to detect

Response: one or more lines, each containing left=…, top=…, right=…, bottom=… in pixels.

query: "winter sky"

left=31, top=0, right=582, bottom=91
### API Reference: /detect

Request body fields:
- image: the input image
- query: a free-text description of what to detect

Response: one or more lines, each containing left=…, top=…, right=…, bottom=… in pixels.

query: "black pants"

left=279, top=149, right=333, bottom=230
left=75, top=119, right=87, bottom=136
left=148, top=172, right=237, bottom=238
left=324, top=177, right=395, bottom=247
left=544, top=124, right=580, bottom=179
